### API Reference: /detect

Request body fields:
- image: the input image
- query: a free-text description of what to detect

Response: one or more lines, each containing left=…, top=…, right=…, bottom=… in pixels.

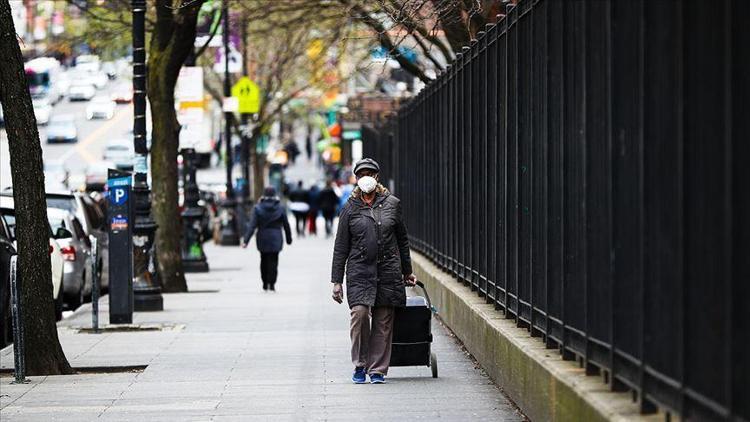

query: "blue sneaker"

left=369, top=373, right=385, bottom=384
left=352, top=367, right=366, bottom=384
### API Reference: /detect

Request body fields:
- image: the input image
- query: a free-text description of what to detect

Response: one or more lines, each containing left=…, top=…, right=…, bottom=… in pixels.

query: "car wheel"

left=54, top=279, right=64, bottom=321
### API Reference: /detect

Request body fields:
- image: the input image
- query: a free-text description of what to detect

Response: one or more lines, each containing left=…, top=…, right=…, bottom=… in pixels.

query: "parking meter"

left=107, top=169, right=133, bottom=324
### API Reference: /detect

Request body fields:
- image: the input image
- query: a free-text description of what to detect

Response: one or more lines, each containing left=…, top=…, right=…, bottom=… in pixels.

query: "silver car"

left=46, top=191, right=109, bottom=292
left=47, top=207, right=92, bottom=310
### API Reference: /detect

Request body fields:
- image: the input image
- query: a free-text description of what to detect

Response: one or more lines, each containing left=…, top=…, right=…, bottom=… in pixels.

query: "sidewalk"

left=0, top=225, right=524, bottom=421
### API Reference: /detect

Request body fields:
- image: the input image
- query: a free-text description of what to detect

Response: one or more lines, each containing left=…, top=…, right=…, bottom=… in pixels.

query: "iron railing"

left=363, top=0, right=748, bottom=420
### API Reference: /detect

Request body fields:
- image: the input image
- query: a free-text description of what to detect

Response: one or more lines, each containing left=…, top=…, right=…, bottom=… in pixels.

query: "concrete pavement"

left=0, top=230, right=525, bottom=421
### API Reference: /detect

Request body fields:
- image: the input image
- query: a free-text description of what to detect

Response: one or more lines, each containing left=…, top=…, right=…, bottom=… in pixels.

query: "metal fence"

left=363, top=0, right=748, bottom=420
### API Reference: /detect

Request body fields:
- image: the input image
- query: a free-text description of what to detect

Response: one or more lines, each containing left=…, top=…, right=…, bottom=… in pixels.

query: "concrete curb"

left=411, top=252, right=667, bottom=422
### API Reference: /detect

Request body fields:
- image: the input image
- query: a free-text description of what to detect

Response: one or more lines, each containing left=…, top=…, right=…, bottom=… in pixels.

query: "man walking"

left=330, top=158, right=417, bottom=384
left=319, top=180, right=339, bottom=237
left=242, top=187, right=292, bottom=291
left=288, top=180, right=309, bottom=237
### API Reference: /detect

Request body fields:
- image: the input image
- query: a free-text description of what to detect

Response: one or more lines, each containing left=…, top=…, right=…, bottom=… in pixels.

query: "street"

left=0, top=78, right=132, bottom=191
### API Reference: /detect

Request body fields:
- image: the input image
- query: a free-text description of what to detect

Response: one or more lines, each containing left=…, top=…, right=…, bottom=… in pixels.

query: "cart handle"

left=411, top=280, right=435, bottom=313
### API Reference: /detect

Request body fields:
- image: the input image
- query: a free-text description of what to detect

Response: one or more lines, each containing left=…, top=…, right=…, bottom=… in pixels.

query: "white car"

left=86, top=96, right=116, bottom=120
left=68, top=82, right=96, bottom=101
left=0, top=195, right=65, bottom=320
left=89, top=71, right=108, bottom=90
left=102, top=139, right=134, bottom=170
left=32, top=97, right=52, bottom=125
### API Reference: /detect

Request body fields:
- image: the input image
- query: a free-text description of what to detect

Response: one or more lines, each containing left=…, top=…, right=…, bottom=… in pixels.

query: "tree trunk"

left=148, top=47, right=187, bottom=293
left=146, top=0, right=205, bottom=293
left=0, top=0, right=72, bottom=375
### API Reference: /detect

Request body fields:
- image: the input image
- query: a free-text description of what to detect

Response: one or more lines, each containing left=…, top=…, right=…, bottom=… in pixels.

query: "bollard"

left=9, top=255, right=27, bottom=384
left=90, top=235, right=100, bottom=333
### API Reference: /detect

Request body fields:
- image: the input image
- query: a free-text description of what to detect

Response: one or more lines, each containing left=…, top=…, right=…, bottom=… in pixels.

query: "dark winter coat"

left=288, top=187, right=308, bottom=204
left=330, top=184, right=413, bottom=308
left=244, top=197, right=292, bottom=253
left=318, top=187, right=339, bottom=213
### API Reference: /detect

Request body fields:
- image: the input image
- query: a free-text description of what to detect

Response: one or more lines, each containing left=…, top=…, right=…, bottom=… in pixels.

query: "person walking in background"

left=330, top=158, right=417, bottom=384
left=319, top=180, right=340, bottom=237
left=307, top=184, right=320, bottom=236
left=288, top=181, right=309, bottom=237
left=242, top=187, right=292, bottom=292
left=305, top=125, right=313, bottom=160
left=338, top=175, right=355, bottom=213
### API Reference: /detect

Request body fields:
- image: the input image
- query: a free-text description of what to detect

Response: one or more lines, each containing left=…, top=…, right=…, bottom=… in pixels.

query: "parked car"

left=32, top=97, right=52, bottom=125
left=68, top=81, right=96, bottom=101
left=0, top=195, right=65, bottom=321
left=110, top=84, right=133, bottom=104
left=86, top=96, right=115, bottom=120
left=0, top=215, right=16, bottom=348
left=46, top=114, right=78, bottom=143
left=47, top=207, right=92, bottom=309
left=103, top=139, right=134, bottom=170
left=45, top=191, right=109, bottom=292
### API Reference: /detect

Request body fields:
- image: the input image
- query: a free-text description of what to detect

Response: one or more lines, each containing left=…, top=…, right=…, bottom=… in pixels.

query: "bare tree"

left=231, top=0, right=500, bottom=83
left=0, top=0, right=73, bottom=375
left=199, top=2, right=372, bottom=199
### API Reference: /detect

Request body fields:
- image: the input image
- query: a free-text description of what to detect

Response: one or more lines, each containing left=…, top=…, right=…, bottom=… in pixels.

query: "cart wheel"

left=430, top=352, right=438, bottom=378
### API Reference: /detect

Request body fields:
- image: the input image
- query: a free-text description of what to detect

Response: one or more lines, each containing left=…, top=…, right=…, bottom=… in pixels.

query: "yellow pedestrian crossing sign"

left=231, top=76, right=261, bottom=114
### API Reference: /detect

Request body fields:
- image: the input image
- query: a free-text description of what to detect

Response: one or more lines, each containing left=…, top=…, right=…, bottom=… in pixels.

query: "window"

left=1, top=213, right=16, bottom=240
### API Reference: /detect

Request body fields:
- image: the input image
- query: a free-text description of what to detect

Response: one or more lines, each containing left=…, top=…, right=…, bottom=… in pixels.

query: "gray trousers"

left=350, top=305, right=395, bottom=375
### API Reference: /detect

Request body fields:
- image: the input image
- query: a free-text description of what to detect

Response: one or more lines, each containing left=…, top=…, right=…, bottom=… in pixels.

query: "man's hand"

left=404, top=273, right=417, bottom=286
left=241, top=242, right=248, bottom=249
left=332, top=283, right=343, bottom=304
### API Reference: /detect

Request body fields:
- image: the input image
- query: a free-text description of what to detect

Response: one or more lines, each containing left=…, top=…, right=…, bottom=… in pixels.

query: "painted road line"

left=59, top=105, right=133, bottom=165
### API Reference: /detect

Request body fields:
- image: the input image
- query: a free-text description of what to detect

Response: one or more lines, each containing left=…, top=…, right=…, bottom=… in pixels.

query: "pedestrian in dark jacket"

left=318, top=180, right=339, bottom=237
left=242, top=187, right=292, bottom=291
left=307, top=184, right=320, bottom=235
left=330, top=158, right=416, bottom=384
left=288, top=181, right=309, bottom=237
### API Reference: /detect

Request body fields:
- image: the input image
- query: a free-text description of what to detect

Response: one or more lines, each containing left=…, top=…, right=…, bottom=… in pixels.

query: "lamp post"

left=131, top=0, right=163, bottom=311
left=180, top=148, right=209, bottom=272
left=218, top=0, right=240, bottom=245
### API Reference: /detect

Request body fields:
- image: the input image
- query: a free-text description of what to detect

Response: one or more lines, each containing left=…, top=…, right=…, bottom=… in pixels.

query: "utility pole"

left=218, top=0, right=239, bottom=245
left=131, top=0, right=163, bottom=311
left=238, top=11, right=251, bottom=222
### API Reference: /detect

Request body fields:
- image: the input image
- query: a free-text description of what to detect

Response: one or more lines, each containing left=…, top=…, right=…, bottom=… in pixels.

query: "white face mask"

left=357, top=176, right=377, bottom=194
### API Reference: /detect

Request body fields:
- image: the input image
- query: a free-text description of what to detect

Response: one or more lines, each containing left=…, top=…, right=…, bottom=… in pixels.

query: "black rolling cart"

left=390, top=281, right=438, bottom=378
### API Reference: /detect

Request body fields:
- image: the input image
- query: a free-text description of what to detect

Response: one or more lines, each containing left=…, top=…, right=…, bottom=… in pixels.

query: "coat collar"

left=350, top=184, right=389, bottom=207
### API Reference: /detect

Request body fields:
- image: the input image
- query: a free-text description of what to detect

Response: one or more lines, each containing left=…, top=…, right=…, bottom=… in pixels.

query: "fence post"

left=9, top=255, right=27, bottom=384
left=90, top=235, right=100, bottom=333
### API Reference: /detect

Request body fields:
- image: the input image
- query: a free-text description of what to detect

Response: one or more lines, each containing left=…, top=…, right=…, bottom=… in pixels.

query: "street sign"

left=107, top=169, right=133, bottom=324
left=342, top=130, right=361, bottom=140
left=231, top=76, right=261, bottom=114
